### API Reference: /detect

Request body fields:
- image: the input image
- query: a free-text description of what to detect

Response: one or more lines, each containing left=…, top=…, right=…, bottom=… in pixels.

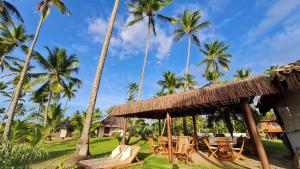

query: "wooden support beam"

left=241, top=98, right=270, bottom=169
left=166, top=112, right=172, bottom=162
left=192, top=116, right=198, bottom=150
left=158, top=119, right=161, bottom=136
left=122, top=117, right=128, bottom=145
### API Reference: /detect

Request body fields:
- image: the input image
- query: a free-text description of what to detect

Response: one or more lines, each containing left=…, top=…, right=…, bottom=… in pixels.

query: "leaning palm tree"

left=234, top=68, right=252, bottom=80
left=2, top=0, right=70, bottom=143
left=0, top=23, right=32, bottom=69
left=24, top=47, right=81, bottom=128
left=198, top=40, right=231, bottom=79
left=0, top=0, right=24, bottom=24
left=127, top=0, right=173, bottom=100
left=70, top=0, right=120, bottom=164
left=173, top=10, right=209, bottom=89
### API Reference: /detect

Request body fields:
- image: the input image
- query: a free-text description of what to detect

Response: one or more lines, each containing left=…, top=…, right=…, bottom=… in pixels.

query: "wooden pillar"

left=158, top=119, right=161, bottom=136
left=192, top=116, right=198, bottom=150
left=241, top=98, right=270, bottom=169
left=122, top=117, right=128, bottom=145
left=166, top=112, right=172, bottom=162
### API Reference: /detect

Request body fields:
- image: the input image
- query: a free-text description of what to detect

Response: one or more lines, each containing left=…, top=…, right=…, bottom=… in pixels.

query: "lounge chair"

left=203, top=139, right=218, bottom=159
left=78, top=145, right=143, bottom=169
left=148, top=137, right=160, bottom=154
left=233, top=138, right=247, bottom=161
left=173, top=136, right=192, bottom=163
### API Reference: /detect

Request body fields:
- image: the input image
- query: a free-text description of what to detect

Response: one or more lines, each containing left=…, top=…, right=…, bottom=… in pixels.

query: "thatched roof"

left=101, top=116, right=125, bottom=128
left=111, top=76, right=277, bottom=119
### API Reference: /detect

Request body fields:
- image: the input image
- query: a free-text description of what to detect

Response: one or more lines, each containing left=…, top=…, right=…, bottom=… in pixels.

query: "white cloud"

left=71, top=44, right=89, bottom=53
left=247, top=0, right=300, bottom=39
left=87, top=15, right=173, bottom=61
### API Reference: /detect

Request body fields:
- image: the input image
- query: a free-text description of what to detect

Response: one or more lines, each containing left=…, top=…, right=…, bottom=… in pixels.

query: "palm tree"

left=63, top=82, right=78, bottom=110
left=0, top=0, right=24, bottom=24
left=157, top=71, right=182, bottom=95
left=173, top=10, right=209, bottom=89
left=234, top=68, right=252, bottom=80
left=204, top=71, right=224, bottom=85
left=0, top=23, right=32, bottom=68
left=24, top=47, right=81, bottom=128
left=127, top=0, right=173, bottom=100
left=264, top=65, right=281, bottom=75
left=43, top=103, right=64, bottom=141
left=2, top=0, right=70, bottom=143
left=198, top=40, right=231, bottom=80
left=127, top=82, right=138, bottom=102
left=73, top=0, right=120, bottom=162
left=180, top=74, right=197, bottom=90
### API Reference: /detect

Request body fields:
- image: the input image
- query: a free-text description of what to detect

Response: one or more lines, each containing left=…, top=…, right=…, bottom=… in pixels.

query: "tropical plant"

left=0, top=23, right=32, bottom=69
left=43, top=103, right=64, bottom=141
left=74, top=0, right=120, bottom=161
left=0, top=142, right=49, bottom=169
left=180, top=74, right=197, bottom=90
left=0, top=0, right=24, bottom=24
left=198, top=40, right=231, bottom=81
left=234, top=68, right=252, bottom=80
left=127, top=82, right=138, bottom=102
left=2, top=0, right=71, bottom=143
left=24, top=47, right=81, bottom=127
left=173, top=9, right=209, bottom=89
left=157, top=71, right=183, bottom=95
left=204, top=71, right=224, bottom=85
left=63, top=82, right=78, bottom=110
left=126, top=0, right=173, bottom=100
left=264, top=65, right=281, bottom=75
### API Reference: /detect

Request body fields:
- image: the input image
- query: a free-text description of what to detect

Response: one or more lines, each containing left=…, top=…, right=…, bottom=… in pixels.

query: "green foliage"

left=0, top=142, right=49, bottom=169
left=157, top=71, right=183, bottom=95
left=127, top=82, right=138, bottom=102
left=113, top=131, right=123, bottom=144
left=264, top=65, right=281, bottom=75
left=234, top=68, right=253, bottom=80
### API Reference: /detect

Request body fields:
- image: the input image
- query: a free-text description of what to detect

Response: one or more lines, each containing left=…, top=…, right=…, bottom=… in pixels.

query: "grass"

left=32, top=137, right=289, bottom=169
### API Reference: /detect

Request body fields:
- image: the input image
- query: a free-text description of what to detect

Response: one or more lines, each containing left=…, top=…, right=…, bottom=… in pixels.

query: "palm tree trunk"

left=75, top=0, right=120, bottom=158
left=44, top=91, right=52, bottom=127
left=182, top=34, right=191, bottom=136
left=2, top=15, right=44, bottom=143
left=0, top=50, right=9, bottom=69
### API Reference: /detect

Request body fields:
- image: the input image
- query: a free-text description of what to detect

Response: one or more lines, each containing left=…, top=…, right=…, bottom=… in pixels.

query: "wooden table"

left=215, top=140, right=234, bottom=161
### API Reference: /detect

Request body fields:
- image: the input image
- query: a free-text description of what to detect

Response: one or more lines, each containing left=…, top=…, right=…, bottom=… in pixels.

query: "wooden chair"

left=157, top=136, right=168, bottom=152
left=78, top=145, right=143, bottom=169
left=173, top=136, right=192, bottom=163
left=148, top=137, right=160, bottom=154
left=203, top=138, right=218, bottom=159
left=233, top=138, right=247, bottom=161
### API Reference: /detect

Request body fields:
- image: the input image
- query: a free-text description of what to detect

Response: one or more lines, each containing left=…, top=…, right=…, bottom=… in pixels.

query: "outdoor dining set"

left=149, top=135, right=247, bottom=162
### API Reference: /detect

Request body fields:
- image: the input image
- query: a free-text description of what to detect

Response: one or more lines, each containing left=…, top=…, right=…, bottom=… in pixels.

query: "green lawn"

left=32, top=137, right=289, bottom=169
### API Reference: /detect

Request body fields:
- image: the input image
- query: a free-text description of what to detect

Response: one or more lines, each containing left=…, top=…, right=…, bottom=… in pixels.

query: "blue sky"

left=9, top=0, right=300, bottom=116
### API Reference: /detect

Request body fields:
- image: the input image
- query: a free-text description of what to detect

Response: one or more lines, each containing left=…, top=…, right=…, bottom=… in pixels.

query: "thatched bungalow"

left=96, top=116, right=125, bottom=137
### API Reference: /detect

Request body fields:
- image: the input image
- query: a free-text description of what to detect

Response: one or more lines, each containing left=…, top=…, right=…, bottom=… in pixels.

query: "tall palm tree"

left=24, top=47, right=81, bottom=128
left=180, top=74, right=197, bottom=90
left=2, top=0, right=70, bottom=143
left=0, top=23, right=32, bottom=68
left=73, top=0, right=120, bottom=162
left=0, top=0, right=24, bottom=24
left=173, top=10, right=209, bottom=89
left=234, top=68, right=252, bottom=80
left=198, top=40, right=231, bottom=80
left=127, top=0, right=173, bottom=100
left=157, top=71, right=182, bottom=95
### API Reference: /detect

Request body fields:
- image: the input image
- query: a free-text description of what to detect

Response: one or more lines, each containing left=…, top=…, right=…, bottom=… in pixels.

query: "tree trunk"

left=2, top=14, right=44, bottom=143
left=182, top=34, right=191, bottom=136
left=75, top=0, right=120, bottom=158
left=0, top=50, right=9, bottom=70
left=44, top=91, right=52, bottom=128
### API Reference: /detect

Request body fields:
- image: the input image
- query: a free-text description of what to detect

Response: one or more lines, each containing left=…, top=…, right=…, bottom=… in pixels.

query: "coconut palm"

left=43, top=103, right=64, bottom=141
left=127, top=82, right=138, bottom=102
left=24, top=47, right=81, bottom=128
left=173, top=10, right=209, bottom=89
left=73, top=0, right=120, bottom=162
left=63, top=82, right=78, bottom=110
left=234, top=68, right=252, bottom=80
left=158, top=71, right=183, bottom=95
left=198, top=40, right=231, bottom=79
left=204, top=71, right=224, bottom=85
left=127, top=0, right=173, bottom=100
left=264, top=65, right=281, bottom=75
left=0, top=0, right=24, bottom=24
left=0, top=23, right=32, bottom=69
left=180, top=74, right=197, bottom=90
left=2, top=0, right=71, bottom=143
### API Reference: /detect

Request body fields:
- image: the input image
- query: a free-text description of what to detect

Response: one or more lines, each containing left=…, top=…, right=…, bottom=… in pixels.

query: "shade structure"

left=111, top=76, right=277, bottom=119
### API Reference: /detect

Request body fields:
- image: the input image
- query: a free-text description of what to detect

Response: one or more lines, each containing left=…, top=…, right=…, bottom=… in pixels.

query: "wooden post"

left=192, top=116, right=198, bottom=150
left=166, top=112, right=172, bottom=162
left=158, top=119, right=161, bottom=136
left=241, top=98, right=270, bottom=169
left=122, top=117, right=128, bottom=145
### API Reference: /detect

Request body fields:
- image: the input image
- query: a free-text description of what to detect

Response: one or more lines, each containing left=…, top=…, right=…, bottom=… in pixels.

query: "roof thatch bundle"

left=111, top=76, right=277, bottom=119
left=101, top=116, right=125, bottom=128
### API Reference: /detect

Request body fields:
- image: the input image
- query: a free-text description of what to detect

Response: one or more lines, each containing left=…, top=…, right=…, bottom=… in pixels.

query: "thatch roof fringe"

left=111, top=76, right=277, bottom=118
